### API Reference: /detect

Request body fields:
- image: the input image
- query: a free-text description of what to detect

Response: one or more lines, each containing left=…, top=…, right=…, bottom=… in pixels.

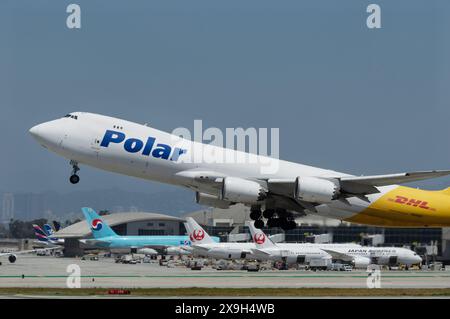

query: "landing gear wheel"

left=254, top=219, right=265, bottom=229
left=69, top=160, right=80, bottom=184
left=70, top=174, right=80, bottom=184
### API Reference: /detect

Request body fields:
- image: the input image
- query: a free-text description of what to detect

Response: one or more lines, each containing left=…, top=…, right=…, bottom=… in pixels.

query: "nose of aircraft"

left=29, top=121, right=63, bottom=148
left=29, top=124, right=42, bottom=139
left=415, top=255, right=423, bottom=264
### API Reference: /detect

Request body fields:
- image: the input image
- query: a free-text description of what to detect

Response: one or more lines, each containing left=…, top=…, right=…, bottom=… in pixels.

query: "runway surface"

left=0, top=255, right=449, bottom=289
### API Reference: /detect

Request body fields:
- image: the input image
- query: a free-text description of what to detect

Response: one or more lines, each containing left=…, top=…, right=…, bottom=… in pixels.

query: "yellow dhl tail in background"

left=345, top=186, right=450, bottom=227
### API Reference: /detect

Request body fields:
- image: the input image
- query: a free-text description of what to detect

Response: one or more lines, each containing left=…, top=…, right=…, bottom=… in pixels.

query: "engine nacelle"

left=8, top=254, right=17, bottom=263
left=220, top=177, right=266, bottom=204
left=352, top=256, right=371, bottom=269
left=295, top=176, right=339, bottom=203
left=196, top=192, right=231, bottom=209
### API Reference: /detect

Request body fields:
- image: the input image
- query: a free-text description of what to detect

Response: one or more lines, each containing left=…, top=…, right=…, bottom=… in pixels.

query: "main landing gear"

left=69, top=160, right=80, bottom=184
left=249, top=206, right=297, bottom=231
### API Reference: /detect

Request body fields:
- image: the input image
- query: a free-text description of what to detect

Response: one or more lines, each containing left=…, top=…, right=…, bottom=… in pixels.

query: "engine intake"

left=294, top=176, right=339, bottom=203
left=352, top=256, right=370, bottom=269
left=220, top=177, right=266, bottom=204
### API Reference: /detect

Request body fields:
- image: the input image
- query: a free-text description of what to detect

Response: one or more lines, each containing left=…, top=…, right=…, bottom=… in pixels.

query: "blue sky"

left=1, top=0, right=450, bottom=193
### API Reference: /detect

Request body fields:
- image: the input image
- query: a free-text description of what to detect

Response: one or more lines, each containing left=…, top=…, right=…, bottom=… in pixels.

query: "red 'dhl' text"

left=388, top=196, right=435, bottom=211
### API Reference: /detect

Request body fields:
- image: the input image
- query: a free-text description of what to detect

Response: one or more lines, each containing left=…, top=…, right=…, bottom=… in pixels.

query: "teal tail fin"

left=81, top=207, right=117, bottom=239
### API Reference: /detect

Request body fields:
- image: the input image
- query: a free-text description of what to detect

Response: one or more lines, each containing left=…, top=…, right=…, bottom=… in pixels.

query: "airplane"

left=79, top=207, right=219, bottom=255
left=29, top=112, right=450, bottom=229
left=186, top=217, right=339, bottom=266
left=43, top=224, right=65, bottom=245
left=33, top=224, right=64, bottom=246
left=1, top=225, right=63, bottom=264
left=247, top=222, right=422, bottom=269
left=0, top=247, right=62, bottom=265
left=185, top=217, right=259, bottom=260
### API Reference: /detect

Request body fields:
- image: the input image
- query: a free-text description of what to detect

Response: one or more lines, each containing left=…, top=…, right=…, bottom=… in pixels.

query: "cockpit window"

left=63, top=114, right=78, bottom=120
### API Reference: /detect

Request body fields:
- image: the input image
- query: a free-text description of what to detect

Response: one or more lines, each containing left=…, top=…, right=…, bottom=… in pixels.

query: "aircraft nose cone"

left=29, top=124, right=41, bottom=138
left=29, top=121, right=63, bottom=148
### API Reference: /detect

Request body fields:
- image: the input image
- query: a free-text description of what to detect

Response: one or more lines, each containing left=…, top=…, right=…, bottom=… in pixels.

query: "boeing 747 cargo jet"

left=30, top=112, right=450, bottom=229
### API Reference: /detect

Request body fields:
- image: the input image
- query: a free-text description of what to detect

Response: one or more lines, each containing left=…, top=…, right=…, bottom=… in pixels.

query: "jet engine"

left=351, top=256, right=371, bottom=269
left=220, top=177, right=266, bottom=204
left=294, top=176, right=339, bottom=203
left=195, top=192, right=231, bottom=209
left=8, top=254, right=17, bottom=263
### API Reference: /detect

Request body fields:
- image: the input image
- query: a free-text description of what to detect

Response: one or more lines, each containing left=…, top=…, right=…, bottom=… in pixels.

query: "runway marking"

left=1, top=274, right=450, bottom=279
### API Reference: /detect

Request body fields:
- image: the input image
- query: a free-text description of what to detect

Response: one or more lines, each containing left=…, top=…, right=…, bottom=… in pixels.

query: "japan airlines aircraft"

left=78, top=207, right=208, bottom=255
left=185, top=217, right=331, bottom=262
left=247, top=222, right=422, bottom=268
left=29, top=112, right=450, bottom=229
left=185, top=217, right=257, bottom=259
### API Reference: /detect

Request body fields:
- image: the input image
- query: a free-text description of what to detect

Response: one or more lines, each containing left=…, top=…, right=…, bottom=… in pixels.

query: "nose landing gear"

left=69, top=160, right=80, bottom=184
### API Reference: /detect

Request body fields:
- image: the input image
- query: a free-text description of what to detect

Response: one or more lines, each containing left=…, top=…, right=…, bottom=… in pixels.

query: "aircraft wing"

left=339, top=170, right=450, bottom=194
left=176, top=168, right=450, bottom=207
left=268, top=170, right=450, bottom=197
left=191, top=245, right=211, bottom=253
left=320, top=249, right=354, bottom=262
left=0, top=246, right=62, bottom=257
left=250, top=248, right=272, bottom=256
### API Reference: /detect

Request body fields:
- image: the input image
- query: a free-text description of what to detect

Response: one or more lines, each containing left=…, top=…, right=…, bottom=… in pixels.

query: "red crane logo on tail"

left=193, top=229, right=205, bottom=241
left=254, top=233, right=265, bottom=244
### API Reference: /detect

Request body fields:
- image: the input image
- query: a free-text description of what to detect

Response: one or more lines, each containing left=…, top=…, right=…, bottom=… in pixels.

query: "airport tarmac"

left=0, top=255, right=449, bottom=289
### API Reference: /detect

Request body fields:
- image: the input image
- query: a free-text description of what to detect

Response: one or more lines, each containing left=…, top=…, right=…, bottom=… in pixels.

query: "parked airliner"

left=29, top=112, right=450, bottom=229
left=79, top=207, right=219, bottom=255
left=186, top=217, right=328, bottom=263
left=247, top=222, right=422, bottom=268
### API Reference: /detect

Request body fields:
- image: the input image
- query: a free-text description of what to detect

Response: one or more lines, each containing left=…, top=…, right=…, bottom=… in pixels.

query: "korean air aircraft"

left=29, top=112, right=450, bottom=229
left=79, top=207, right=218, bottom=254
left=247, top=222, right=422, bottom=269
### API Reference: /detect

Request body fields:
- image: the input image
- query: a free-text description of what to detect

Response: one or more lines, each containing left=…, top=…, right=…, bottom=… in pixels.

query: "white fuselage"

left=192, top=243, right=257, bottom=260
left=29, top=112, right=388, bottom=222
left=256, top=243, right=422, bottom=267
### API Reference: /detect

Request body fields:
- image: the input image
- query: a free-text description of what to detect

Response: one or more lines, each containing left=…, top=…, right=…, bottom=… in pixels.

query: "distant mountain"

left=2, top=188, right=203, bottom=221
